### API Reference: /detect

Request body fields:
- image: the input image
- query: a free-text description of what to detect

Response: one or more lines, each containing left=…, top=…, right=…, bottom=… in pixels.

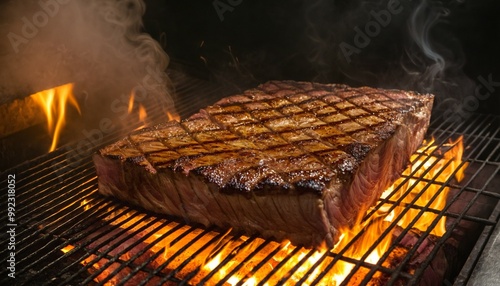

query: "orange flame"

left=31, top=83, right=80, bottom=152
left=321, top=137, right=467, bottom=284
left=64, top=137, right=466, bottom=285
left=166, top=111, right=180, bottom=122
left=128, top=90, right=179, bottom=128
left=383, top=136, right=467, bottom=236
left=139, top=105, right=147, bottom=122
left=127, top=92, right=135, bottom=114
left=127, top=91, right=149, bottom=130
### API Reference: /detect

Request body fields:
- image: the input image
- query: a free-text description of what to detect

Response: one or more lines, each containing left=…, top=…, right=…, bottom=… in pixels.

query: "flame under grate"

left=1, top=74, right=499, bottom=285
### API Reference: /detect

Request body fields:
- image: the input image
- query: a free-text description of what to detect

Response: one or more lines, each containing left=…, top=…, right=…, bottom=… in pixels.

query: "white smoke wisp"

left=404, top=0, right=475, bottom=115
left=404, top=0, right=450, bottom=93
left=409, top=1, right=445, bottom=76
left=0, top=0, right=174, bottom=126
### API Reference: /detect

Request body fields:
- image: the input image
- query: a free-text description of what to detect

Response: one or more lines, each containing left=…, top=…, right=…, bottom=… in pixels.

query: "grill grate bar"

left=194, top=234, right=260, bottom=285
left=0, top=73, right=228, bottom=190
left=466, top=123, right=500, bottom=162
left=12, top=201, right=134, bottom=279
left=114, top=245, right=176, bottom=286
left=362, top=135, right=454, bottom=227
left=0, top=172, right=97, bottom=246
left=392, top=201, right=498, bottom=226
left=3, top=118, right=496, bottom=286
left=398, top=175, right=500, bottom=199
left=215, top=238, right=271, bottom=286
left=257, top=246, right=303, bottom=286
left=0, top=147, right=72, bottom=186
left=52, top=202, right=139, bottom=279
left=405, top=165, right=500, bottom=285
left=336, top=114, right=494, bottom=284
left=308, top=199, right=398, bottom=285
left=79, top=216, right=166, bottom=285
left=349, top=159, right=459, bottom=284
left=0, top=196, right=114, bottom=280
left=386, top=132, right=500, bottom=285
left=180, top=231, right=254, bottom=285
left=455, top=199, right=500, bottom=285
left=4, top=184, right=96, bottom=262
left=112, top=223, right=193, bottom=286
left=145, top=227, right=219, bottom=286
left=233, top=242, right=284, bottom=285
left=24, top=199, right=121, bottom=280
left=276, top=248, right=318, bottom=285
left=295, top=248, right=332, bottom=285
left=1, top=73, right=498, bottom=286
left=58, top=209, right=157, bottom=284
left=430, top=114, right=492, bottom=146
left=0, top=181, right=97, bottom=262
left=0, top=162, right=95, bottom=222
left=386, top=124, right=499, bottom=284
left=288, top=115, right=496, bottom=284
left=382, top=170, right=465, bottom=285
left=94, top=252, right=175, bottom=286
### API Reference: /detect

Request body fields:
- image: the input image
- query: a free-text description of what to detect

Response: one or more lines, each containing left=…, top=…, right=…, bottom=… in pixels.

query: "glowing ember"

left=31, top=83, right=80, bottom=151
left=64, top=137, right=466, bottom=285
left=80, top=199, right=92, bottom=212
left=61, top=245, right=74, bottom=254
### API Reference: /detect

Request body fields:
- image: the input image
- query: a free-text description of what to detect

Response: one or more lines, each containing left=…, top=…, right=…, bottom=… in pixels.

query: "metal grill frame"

left=1, top=76, right=499, bottom=285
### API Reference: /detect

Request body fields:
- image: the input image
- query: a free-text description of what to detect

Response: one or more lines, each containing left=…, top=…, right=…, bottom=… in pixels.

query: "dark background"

left=142, top=0, right=500, bottom=116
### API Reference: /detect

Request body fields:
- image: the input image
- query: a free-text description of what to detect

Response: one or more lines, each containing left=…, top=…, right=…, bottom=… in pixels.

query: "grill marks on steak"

left=94, top=81, right=433, bottom=248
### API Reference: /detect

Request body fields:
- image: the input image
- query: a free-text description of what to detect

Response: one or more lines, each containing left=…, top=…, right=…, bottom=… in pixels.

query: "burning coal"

left=0, top=0, right=174, bottom=148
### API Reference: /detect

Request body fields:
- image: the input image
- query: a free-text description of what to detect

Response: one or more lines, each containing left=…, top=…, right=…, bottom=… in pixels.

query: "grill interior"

left=1, top=72, right=499, bottom=285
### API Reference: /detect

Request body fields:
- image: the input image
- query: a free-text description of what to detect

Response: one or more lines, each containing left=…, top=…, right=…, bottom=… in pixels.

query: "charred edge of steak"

left=94, top=81, right=434, bottom=248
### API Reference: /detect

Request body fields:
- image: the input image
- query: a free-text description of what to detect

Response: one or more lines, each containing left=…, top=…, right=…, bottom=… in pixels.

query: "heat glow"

left=65, top=137, right=466, bottom=285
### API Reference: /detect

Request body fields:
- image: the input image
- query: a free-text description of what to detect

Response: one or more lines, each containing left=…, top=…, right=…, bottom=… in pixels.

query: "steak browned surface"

left=93, top=81, right=434, bottom=248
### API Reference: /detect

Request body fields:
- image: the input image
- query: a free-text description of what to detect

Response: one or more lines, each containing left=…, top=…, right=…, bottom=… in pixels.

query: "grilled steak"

left=93, top=81, right=434, bottom=248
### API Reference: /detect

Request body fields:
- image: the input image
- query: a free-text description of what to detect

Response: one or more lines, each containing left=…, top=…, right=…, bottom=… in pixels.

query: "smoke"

left=403, top=0, right=475, bottom=114
left=302, top=0, right=476, bottom=115
left=0, top=0, right=174, bottom=126
left=302, top=0, right=409, bottom=85
left=406, top=0, right=447, bottom=92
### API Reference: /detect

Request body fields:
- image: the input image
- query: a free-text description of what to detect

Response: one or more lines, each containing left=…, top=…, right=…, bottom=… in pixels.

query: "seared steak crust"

left=94, top=81, right=434, bottom=248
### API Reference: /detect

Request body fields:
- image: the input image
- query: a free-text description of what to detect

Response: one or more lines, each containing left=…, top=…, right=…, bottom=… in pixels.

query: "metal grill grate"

left=1, top=75, right=499, bottom=285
